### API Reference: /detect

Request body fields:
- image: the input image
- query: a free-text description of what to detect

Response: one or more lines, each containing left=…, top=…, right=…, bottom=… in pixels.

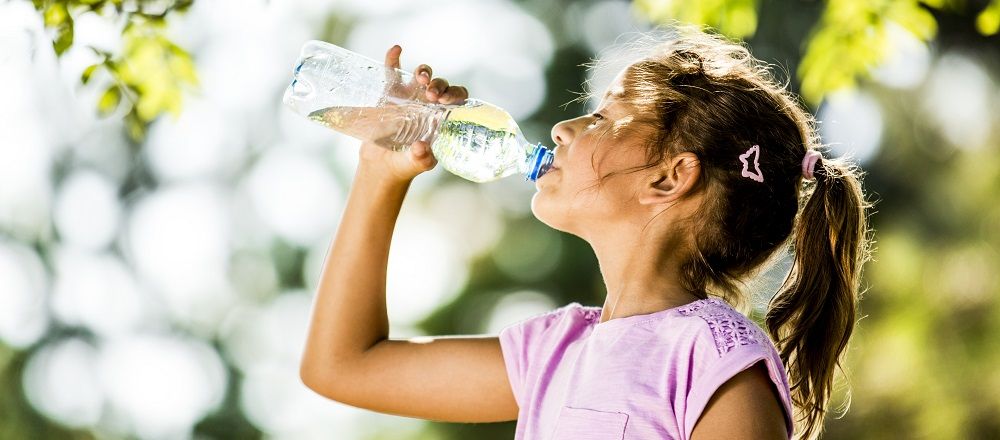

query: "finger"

left=425, top=77, right=450, bottom=100
left=440, top=85, right=469, bottom=104
left=411, top=141, right=428, bottom=158
left=385, top=45, right=402, bottom=69
left=410, top=141, right=437, bottom=169
left=413, top=64, right=433, bottom=85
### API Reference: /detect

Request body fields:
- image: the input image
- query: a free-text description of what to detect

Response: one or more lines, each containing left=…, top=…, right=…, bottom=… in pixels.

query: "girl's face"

left=531, top=71, right=656, bottom=237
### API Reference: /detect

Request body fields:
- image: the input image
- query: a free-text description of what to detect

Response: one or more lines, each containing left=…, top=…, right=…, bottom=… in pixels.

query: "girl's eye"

left=588, top=113, right=604, bottom=126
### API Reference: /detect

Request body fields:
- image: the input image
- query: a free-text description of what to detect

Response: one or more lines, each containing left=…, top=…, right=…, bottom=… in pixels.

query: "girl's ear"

left=638, top=152, right=701, bottom=206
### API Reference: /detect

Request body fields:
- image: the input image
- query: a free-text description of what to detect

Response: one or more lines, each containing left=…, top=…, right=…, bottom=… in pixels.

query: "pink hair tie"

left=802, top=150, right=822, bottom=180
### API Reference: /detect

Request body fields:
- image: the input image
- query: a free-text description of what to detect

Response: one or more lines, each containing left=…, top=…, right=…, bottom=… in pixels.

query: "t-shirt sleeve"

left=497, top=302, right=580, bottom=408
left=683, top=343, right=796, bottom=440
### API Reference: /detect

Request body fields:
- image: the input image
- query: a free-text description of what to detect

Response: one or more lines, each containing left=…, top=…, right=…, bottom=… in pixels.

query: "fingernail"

left=421, top=71, right=429, bottom=79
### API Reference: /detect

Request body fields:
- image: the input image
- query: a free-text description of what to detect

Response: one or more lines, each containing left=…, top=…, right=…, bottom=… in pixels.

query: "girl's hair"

left=572, top=22, right=876, bottom=440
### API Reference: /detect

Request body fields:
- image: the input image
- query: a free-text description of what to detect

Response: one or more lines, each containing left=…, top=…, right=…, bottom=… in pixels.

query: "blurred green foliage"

left=979, top=0, right=1000, bottom=34
left=638, top=0, right=999, bottom=105
left=32, top=0, right=198, bottom=140
left=634, top=0, right=760, bottom=39
left=798, top=0, right=940, bottom=104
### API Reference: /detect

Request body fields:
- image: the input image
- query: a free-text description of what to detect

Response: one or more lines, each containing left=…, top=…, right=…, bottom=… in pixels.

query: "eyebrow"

left=597, top=89, right=622, bottom=112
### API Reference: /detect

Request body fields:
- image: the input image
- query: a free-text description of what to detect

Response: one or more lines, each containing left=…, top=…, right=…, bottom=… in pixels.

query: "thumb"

left=408, top=140, right=437, bottom=171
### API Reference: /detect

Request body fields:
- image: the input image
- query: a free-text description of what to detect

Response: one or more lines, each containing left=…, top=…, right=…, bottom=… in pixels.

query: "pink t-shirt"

left=498, top=297, right=795, bottom=440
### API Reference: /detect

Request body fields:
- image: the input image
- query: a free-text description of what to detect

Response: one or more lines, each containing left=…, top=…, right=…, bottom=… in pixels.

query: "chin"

left=530, top=192, right=569, bottom=232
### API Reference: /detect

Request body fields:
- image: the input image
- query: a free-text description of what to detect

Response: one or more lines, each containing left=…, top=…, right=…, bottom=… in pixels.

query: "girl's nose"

left=551, top=119, right=575, bottom=147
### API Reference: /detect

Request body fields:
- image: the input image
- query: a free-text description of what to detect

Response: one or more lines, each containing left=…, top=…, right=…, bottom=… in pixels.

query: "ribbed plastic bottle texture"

left=282, top=40, right=554, bottom=183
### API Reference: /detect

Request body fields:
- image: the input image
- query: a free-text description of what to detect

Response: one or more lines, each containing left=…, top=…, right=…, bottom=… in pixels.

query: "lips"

left=550, top=147, right=562, bottom=171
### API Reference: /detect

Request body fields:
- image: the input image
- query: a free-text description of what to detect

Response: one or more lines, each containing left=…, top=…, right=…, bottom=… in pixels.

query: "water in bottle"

left=282, top=40, right=554, bottom=183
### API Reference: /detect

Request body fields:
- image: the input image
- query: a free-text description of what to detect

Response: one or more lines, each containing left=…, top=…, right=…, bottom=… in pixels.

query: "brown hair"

left=570, top=23, right=876, bottom=439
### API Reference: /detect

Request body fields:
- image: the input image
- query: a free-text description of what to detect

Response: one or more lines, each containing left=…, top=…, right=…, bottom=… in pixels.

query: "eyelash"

left=588, top=113, right=605, bottom=126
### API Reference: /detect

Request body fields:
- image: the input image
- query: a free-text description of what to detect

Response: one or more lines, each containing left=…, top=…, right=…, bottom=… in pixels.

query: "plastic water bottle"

left=282, top=40, right=555, bottom=183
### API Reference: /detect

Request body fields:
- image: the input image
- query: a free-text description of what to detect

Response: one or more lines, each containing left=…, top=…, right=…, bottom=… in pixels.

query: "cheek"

left=537, top=140, right=642, bottom=208
left=570, top=152, right=647, bottom=209
left=530, top=174, right=631, bottom=231
left=567, top=144, right=630, bottom=189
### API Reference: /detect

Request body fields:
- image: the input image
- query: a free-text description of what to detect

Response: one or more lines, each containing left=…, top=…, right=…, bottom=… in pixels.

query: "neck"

left=584, top=221, right=704, bottom=324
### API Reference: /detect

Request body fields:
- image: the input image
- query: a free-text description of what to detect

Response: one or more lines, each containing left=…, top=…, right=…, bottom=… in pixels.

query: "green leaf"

left=976, top=0, right=1000, bottom=35
left=175, top=0, right=194, bottom=13
left=167, top=45, right=198, bottom=86
left=53, top=17, right=74, bottom=55
left=44, top=3, right=74, bottom=56
left=43, top=3, right=68, bottom=27
left=124, top=111, right=146, bottom=141
left=81, top=63, right=100, bottom=84
left=98, top=85, right=121, bottom=116
left=889, top=2, right=938, bottom=41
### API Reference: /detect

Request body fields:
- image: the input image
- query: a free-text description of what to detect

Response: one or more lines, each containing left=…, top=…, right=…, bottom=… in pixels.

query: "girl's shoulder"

left=671, top=297, right=775, bottom=357
left=514, top=301, right=590, bottom=325
left=628, top=297, right=775, bottom=360
left=498, top=301, right=593, bottom=340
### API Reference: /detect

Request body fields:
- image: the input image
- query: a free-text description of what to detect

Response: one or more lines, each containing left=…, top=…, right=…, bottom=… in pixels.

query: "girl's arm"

left=690, top=361, right=790, bottom=439
left=298, top=45, right=519, bottom=423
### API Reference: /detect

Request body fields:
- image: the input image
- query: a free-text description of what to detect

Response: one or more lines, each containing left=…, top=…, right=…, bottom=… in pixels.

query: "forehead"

left=606, top=68, right=628, bottom=97
left=597, top=85, right=627, bottom=112
left=603, top=87, right=625, bottom=101
left=598, top=68, right=628, bottom=108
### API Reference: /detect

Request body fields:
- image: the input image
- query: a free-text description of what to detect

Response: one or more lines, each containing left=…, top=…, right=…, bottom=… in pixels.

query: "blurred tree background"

left=1, top=0, right=999, bottom=439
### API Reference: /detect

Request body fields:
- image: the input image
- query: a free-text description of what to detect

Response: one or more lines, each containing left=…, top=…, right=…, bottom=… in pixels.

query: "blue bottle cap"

left=525, top=143, right=554, bottom=182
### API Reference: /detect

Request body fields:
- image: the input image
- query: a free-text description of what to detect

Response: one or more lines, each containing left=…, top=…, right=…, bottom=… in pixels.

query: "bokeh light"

left=243, top=147, right=344, bottom=247
left=870, top=22, right=931, bottom=90
left=920, top=51, right=995, bottom=151
left=0, top=241, right=50, bottom=348
left=817, top=89, right=884, bottom=164
left=386, top=211, right=470, bottom=328
left=124, top=183, right=237, bottom=336
left=145, top=97, right=249, bottom=182
left=485, top=289, right=560, bottom=334
left=96, top=334, right=227, bottom=439
left=50, top=247, right=154, bottom=337
left=53, top=169, right=122, bottom=250
left=22, top=338, right=104, bottom=429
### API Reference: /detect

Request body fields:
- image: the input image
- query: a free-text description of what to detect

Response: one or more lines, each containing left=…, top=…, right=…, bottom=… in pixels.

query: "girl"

left=300, top=23, right=874, bottom=440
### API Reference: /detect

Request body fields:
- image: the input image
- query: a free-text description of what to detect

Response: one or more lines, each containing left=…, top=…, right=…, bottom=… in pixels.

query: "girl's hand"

left=358, top=45, right=470, bottom=184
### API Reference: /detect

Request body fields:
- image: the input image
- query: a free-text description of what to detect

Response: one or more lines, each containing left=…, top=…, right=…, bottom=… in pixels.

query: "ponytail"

left=765, top=153, right=875, bottom=440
